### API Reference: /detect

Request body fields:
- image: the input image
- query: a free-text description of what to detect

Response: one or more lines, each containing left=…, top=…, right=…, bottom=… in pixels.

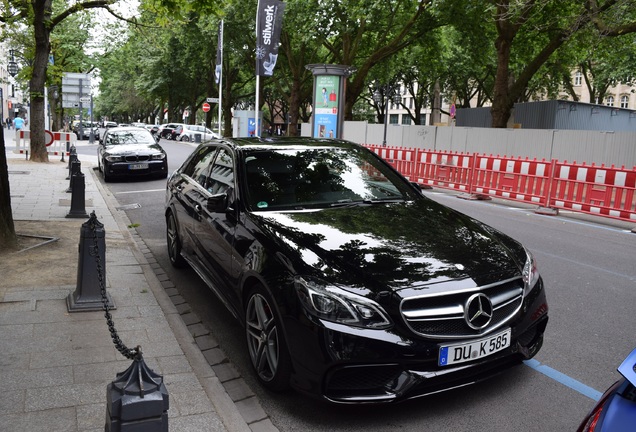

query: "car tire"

left=245, top=285, right=292, bottom=392
left=166, top=211, right=186, bottom=268
left=181, top=135, right=189, bottom=142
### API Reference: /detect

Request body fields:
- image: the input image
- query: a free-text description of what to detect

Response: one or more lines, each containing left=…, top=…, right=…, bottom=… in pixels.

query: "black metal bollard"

left=66, top=150, right=78, bottom=179
left=66, top=172, right=89, bottom=218
left=67, top=159, right=81, bottom=192
left=66, top=213, right=116, bottom=312
left=67, top=145, right=77, bottom=170
left=105, top=352, right=169, bottom=432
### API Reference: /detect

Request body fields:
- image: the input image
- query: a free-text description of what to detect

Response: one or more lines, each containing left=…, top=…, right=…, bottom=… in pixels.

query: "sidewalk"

left=1, top=137, right=255, bottom=431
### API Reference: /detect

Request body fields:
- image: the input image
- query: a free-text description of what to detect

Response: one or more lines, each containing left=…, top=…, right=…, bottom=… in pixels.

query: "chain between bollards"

left=86, top=211, right=141, bottom=361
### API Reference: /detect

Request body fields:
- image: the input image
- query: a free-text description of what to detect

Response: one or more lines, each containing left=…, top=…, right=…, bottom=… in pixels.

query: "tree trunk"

left=0, top=127, right=18, bottom=250
left=29, top=0, right=52, bottom=162
left=491, top=32, right=514, bottom=128
left=287, top=83, right=299, bottom=136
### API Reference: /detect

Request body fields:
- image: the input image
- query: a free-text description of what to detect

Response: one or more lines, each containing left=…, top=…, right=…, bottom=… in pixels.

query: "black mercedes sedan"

left=164, top=137, right=548, bottom=404
left=98, top=127, right=168, bottom=182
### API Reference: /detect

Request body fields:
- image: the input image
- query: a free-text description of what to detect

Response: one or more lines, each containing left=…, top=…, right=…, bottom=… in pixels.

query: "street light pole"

left=373, top=83, right=402, bottom=147
left=381, top=91, right=389, bottom=146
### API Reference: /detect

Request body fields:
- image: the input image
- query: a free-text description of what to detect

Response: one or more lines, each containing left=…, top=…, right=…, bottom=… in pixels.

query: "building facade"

left=0, top=44, right=27, bottom=127
left=381, top=71, right=635, bottom=127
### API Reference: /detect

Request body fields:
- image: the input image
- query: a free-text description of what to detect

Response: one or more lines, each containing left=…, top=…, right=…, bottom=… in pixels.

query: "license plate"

left=129, top=163, right=149, bottom=170
left=438, top=328, right=511, bottom=366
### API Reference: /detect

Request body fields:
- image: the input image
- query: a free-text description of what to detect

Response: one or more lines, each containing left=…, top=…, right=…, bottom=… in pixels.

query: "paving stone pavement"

left=1, top=128, right=278, bottom=432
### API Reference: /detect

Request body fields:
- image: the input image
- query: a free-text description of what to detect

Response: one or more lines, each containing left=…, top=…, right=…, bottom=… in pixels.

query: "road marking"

left=427, top=191, right=632, bottom=234
left=115, top=189, right=165, bottom=194
left=524, top=359, right=602, bottom=401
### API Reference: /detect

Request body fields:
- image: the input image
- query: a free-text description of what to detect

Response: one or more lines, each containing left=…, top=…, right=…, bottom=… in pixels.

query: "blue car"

left=578, top=348, right=636, bottom=431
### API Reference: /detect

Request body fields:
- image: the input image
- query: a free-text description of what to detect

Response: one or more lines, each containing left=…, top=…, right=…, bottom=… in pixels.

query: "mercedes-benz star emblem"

left=464, top=293, right=493, bottom=330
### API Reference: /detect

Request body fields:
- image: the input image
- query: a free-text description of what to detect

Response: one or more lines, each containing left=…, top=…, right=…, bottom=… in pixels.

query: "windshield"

left=243, top=146, right=420, bottom=211
left=105, top=130, right=155, bottom=145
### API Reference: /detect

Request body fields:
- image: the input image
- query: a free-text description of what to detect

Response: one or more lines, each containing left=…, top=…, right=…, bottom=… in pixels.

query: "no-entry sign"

left=202, top=102, right=211, bottom=112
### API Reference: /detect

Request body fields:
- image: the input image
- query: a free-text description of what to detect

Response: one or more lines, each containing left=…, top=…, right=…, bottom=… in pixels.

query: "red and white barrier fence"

left=365, top=144, right=636, bottom=223
left=13, top=130, right=77, bottom=156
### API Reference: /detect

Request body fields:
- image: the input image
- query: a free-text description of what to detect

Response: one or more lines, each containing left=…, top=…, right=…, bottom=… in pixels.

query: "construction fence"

left=367, top=144, right=636, bottom=224
left=13, top=130, right=77, bottom=156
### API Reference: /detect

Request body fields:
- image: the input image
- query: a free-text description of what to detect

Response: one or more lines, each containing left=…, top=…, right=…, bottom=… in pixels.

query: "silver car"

left=177, top=124, right=219, bottom=142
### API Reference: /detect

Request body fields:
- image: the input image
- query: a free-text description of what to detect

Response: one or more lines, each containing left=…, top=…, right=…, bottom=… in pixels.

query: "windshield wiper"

left=328, top=198, right=405, bottom=207
left=329, top=199, right=365, bottom=208
left=362, top=198, right=405, bottom=204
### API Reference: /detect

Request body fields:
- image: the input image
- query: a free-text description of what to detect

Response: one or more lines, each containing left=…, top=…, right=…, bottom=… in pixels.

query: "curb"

left=89, top=166, right=258, bottom=432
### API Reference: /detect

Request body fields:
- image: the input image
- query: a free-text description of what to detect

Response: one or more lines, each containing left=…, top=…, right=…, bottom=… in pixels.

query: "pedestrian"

left=13, top=116, right=25, bottom=132
left=6, top=117, right=11, bottom=129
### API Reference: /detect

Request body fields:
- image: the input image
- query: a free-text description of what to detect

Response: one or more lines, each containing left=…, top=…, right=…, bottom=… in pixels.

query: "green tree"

left=0, top=0, right=129, bottom=162
left=316, top=0, right=444, bottom=120
left=473, top=0, right=636, bottom=127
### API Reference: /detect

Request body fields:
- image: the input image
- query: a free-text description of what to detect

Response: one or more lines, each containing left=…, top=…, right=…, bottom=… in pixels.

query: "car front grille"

left=124, top=155, right=150, bottom=162
left=400, top=277, right=524, bottom=339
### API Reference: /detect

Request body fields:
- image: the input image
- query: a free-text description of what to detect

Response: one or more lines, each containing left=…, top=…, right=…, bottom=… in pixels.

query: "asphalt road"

left=88, top=139, right=636, bottom=431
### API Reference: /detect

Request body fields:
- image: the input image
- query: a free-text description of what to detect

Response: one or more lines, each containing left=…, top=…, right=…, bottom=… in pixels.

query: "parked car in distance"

left=158, top=123, right=184, bottom=140
left=97, top=121, right=118, bottom=143
left=98, top=127, right=167, bottom=182
left=164, top=137, right=549, bottom=404
left=145, top=124, right=160, bottom=136
left=73, top=121, right=99, bottom=140
left=578, top=347, right=636, bottom=432
left=176, top=124, right=219, bottom=142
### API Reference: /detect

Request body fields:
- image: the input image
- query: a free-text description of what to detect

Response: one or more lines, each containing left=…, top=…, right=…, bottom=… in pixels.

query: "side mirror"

left=206, top=192, right=228, bottom=212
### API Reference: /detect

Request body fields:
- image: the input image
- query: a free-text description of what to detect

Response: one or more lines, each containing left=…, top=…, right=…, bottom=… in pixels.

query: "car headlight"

left=105, top=155, right=123, bottom=162
left=522, top=248, right=540, bottom=295
left=151, top=153, right=166, bottom=160
left=294, top=276, right=392, bottom=329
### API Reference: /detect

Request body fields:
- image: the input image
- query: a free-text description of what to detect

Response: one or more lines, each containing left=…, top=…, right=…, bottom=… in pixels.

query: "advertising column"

left=305, top=64, right=355, bottom=139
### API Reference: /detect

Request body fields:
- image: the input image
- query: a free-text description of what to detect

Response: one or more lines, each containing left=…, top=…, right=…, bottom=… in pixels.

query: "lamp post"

left=7, top=50, right=19, bottom=78
left=7, top=50, right=20, bottom=123
left=373, top=84, right=402, bottom=146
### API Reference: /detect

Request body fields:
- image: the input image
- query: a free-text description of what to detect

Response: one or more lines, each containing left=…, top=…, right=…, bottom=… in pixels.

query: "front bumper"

left=104, top=160, right=167, bottom=178
left=285, top=281, right=548, bottom=404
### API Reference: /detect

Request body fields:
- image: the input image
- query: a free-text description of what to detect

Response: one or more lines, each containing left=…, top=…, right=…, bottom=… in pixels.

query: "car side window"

left=183, top=146, right=218, bottom=186
left=204, top=148, right=234, bottom=195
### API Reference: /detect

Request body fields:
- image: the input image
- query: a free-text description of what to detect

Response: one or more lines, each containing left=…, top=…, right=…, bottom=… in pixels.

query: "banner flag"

left=215, top=21, right=223, bottom=84
left=256, top=0, right=286, bottom=77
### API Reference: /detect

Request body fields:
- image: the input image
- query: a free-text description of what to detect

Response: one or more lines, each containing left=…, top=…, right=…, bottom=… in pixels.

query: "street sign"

left=62, top=93, right=83, bottom=108
left=206, top=97, right=219, bottom=103
left=62, top=72, right=91, bottom=95
left=202, top=103, right=211, bottom=112
left=63, top=72, right=91, bottom=81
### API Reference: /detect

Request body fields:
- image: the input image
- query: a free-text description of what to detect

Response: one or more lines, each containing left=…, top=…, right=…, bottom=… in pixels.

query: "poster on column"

left=313, top=75, right=340, bottom=138
left=248, top=118, right=262, bottom=136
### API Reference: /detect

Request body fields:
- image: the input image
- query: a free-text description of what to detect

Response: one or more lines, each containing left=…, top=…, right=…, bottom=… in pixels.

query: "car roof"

left=106, top=126, right=153, bottom=133
left=199, top=137, right=361, bottom=152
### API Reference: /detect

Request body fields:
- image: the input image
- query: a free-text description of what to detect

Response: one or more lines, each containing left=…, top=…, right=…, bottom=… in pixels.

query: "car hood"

left=104, top=143, right=163, bottom=154
left=250, top=199, right=525, bottom=294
